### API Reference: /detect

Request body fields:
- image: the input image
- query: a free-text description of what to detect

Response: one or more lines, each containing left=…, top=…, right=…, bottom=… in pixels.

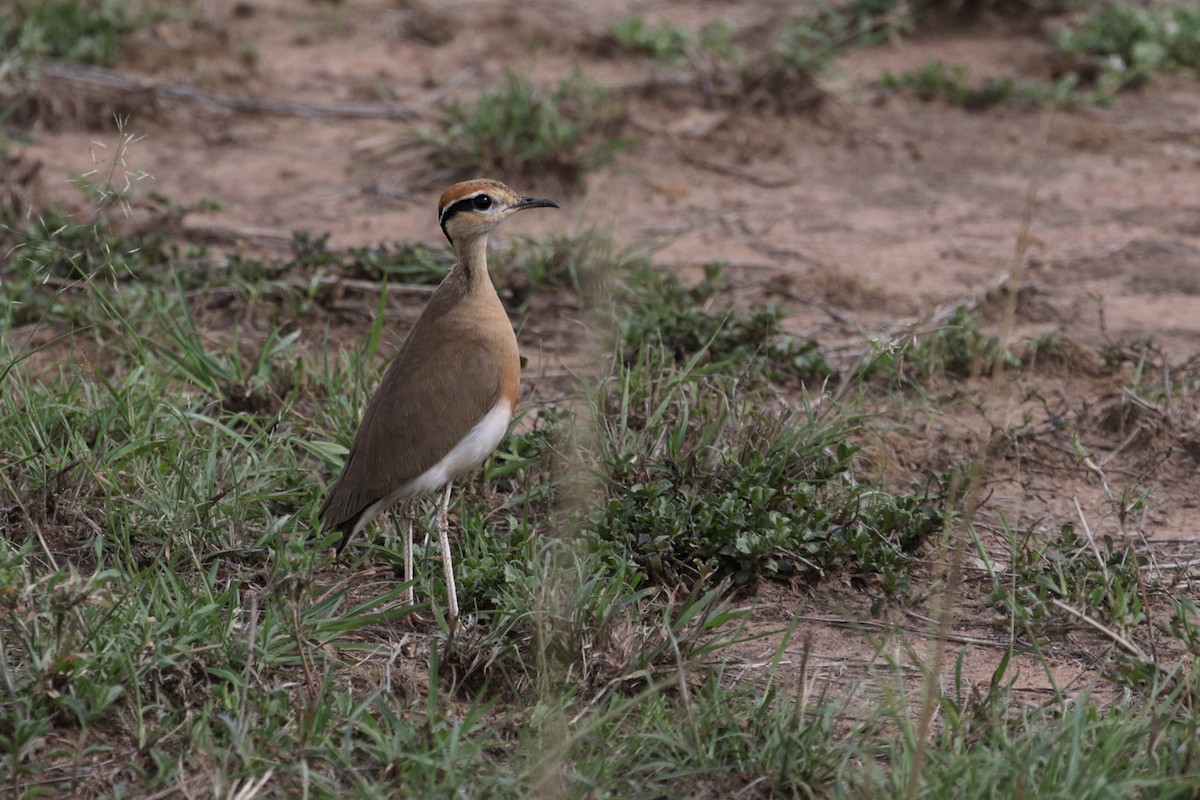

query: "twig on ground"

left=771, top=285, right=862, bottom=329
left=38, top=61, right=417, bottom=120
left=409, top=65, right=479, bottom=116
left=1074, top=495, right=1110, bottom=583
left=1047, top=598, right=1150, bottom=662
left=795, top=613, right=1023, bottom=651
left=679, top=152, right=794, bottom=189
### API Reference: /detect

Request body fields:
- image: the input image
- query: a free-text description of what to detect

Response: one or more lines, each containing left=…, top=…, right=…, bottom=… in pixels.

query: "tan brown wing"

left=317, top=322, right=513, bottom=540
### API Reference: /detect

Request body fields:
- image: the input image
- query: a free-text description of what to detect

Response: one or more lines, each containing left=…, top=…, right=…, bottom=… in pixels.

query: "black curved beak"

left=515, top=196, right=560, bottom=211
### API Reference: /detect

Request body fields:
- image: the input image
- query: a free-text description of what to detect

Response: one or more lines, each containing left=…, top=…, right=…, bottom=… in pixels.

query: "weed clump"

left=1, top=206, right=170, bottom=280
left=582, top=348, right=941, bottom=592
left=878, top=60, right=1082, bottom=109
left=620, top=263, right=833, bottom=387
left=288, top=231, right=455, bottom=285
left=607, top=4, right=914, bottom=115
left=0, top=206, right=173, bottom=326
left=422, top=73, right=629, bottom=188
left=859, top=306, right=1020, bottom=386
left=491, top=229, right=615, bottom=307
left=608, top=17, right=734, bottom=65
left=984, top=522, right=1148, bottom=636
left=0, top=0, right=141, bottom=67
left=881, top=5, right=1200, bottom=108
left=1058, top=4, right=1200, bottom=92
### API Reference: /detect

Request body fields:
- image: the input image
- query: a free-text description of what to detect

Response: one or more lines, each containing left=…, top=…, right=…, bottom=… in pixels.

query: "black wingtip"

left=320, top=500, right=371, bottom=558
left=333, top=523, right=354, bottom=557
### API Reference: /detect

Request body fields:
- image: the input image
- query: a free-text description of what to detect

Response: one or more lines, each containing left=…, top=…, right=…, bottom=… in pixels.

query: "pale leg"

left=436, top=483, right=459, bottom=629
left=403, top=502, right=414, bottom=606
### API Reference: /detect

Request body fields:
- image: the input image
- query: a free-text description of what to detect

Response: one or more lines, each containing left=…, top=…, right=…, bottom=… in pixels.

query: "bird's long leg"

left=436, top=483, right=459, bottom=631
left=402, top=501, right=414, bottom=606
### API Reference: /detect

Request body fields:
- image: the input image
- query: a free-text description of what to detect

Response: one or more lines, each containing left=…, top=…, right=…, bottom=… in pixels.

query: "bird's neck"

left=453, top=235, right=491, bottom=289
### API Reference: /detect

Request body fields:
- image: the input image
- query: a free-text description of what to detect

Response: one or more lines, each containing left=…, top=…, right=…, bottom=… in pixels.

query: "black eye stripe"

left=440, top=194, right=492, bottom=225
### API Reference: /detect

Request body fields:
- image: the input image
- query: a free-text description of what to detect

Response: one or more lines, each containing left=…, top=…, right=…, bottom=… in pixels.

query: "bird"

left=318, top=179, right=559, bottom=629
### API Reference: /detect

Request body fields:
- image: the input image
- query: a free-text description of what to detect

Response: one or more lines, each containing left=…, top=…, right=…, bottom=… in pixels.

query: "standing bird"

left=318, top=179, right=559, bottom=628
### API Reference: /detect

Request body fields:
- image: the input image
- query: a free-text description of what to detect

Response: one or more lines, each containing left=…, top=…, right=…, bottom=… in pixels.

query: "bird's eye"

left=473, top=194, right=492, bottom=210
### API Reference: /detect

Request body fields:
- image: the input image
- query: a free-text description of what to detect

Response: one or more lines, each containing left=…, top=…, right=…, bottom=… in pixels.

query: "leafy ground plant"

left=979, top=518, right=1149, bottom=640
left=581, top=343, right=941, bottom=592
left=605, top=7, right=903, bottom=114
left=877, top=59, right=1080, bottom=109
left=419, top=72, right=630, bottom=187
left=619, top=262, right=833, bottom=386
left=856, top=305, right=1020, bottom=387
left=1058, top=3, right=1200, bottom=93
left=608, top=16, right=734, bottom=64
left=0, top=0, right=142, bottom=67
left=777, top=0, right=914, bottom=72
left=881, top=3, right=1200, bottom=108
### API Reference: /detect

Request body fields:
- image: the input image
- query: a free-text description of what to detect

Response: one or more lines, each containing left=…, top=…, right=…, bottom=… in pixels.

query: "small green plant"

left=982, top=521, right=1148, bottom=638
left=0, top=205, right=174, bottom=328
left=738, top=2, right=918, bottom=114
left=609, top=17, right=734, bottom=64
left=916, top=306, right=1020, bottom=377
left=156, top=291, right=301, bottom=416
left=779, top=0, right=913, bottom=72
left=610, top=9, right=895, bottom=114
left=840, top=0, right=914, bottom=43
left=1058, top=4, right=1200, bottom=93
left=777, top=20, right=846, bottom=74
left=860, top=305, right=1021, bottom=386
left=1, top=206, right=170, bottom=281
left=0, top=0, right=142, bottom=67
left=878, top=60, right=1081, bottom=109
left=619, top=263, right=833, bottom=386
left=609, top=17, right=691, bottom=63
left=287, top=230, right=454, bottom=285
left=346, top=241, right=453, bottom=284
left=422, top=73, right=630, bottom=187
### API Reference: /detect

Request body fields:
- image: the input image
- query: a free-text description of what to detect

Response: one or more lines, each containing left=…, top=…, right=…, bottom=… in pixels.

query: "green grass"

left=610, top=2, right=909, bottom=73
left=618, top=262, right=835, bottom=387
left=853, top=305, right=1021, bottom=388
left=417, top=72, right=630, bottom=187
left=609, top=17, right=692, bottom=63
left=3, top=206, right=1200, bottom=797
left=604, top=6, right=912, bottom=115
left=880, top=3, right=1200, bottom=109
left=0, top=0, right=143, bottom=68
left=287, top=230, right=455, bottom=285
left=777, top=0, right=914, bottom=73
left=1058, top=3, right=1200, bottom=92
left=580, top=344, right=939, bottom=592
left=608, top=17, right=734, bottom=64
left=877, top=60, right=1086, bottom=109
left=978, top=518, right=1149, bottom=642
left=490, top=228, right=616, bottom=306
left=882, top=660, right=1200, bottom=798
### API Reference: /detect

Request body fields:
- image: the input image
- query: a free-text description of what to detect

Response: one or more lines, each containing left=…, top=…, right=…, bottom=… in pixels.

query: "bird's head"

left=437, top=179, right=559, bottom=248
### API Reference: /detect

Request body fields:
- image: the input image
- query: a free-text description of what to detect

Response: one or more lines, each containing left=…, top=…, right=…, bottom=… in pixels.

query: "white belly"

left=350, top=399, right=514, bottom=536
left=406, top=399, right=513, bottom=495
